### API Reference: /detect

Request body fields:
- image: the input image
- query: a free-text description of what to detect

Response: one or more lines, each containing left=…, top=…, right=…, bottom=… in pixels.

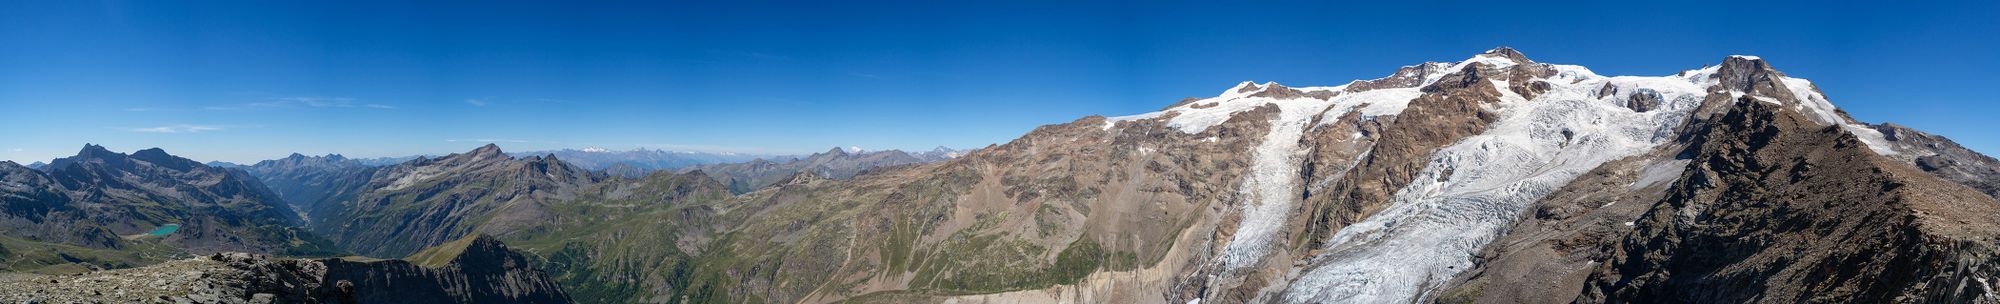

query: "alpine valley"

left=5, top=48, right=1999, bottom=304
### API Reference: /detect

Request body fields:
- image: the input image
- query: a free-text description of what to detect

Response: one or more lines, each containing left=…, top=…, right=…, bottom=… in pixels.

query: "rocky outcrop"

left=0, top=235, right=570, bottom=303
left=1577, top=97, right=2000, bottom=303
left=1870, top=123, right=2000, bottom=199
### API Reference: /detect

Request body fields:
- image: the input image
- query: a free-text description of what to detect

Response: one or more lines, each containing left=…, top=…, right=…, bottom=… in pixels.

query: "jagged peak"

left=76, top=143, right=114, bottom=157
left=823, top=147, right=850, bottom=156
left=1718, top=54, right=1779, bottom=76
left=1480, top=46, right=1535, bottom=64
left=1231, top=81, right=1262, bottom=93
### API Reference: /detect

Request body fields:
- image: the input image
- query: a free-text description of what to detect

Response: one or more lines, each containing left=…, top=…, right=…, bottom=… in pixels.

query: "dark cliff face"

left=312, top=235, right=571, bottom=303
left=1578, top=98, right=2000, bottom=303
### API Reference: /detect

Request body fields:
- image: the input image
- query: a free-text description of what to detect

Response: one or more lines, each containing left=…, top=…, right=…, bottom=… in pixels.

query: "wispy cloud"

left=211, top=96, right=395, bottom=110
left=464, top=99, right=488, bottom=106
left=124, top=107, right=154, bottom=112
left=446, top=138, right=528, bottom=143
left=848, top=72, right=892, bottom=80
left=130, top=124, right=225, bottom=133
left=9, top=148, right=21, bottom=152
left=250, top=96, right=354, bottom=108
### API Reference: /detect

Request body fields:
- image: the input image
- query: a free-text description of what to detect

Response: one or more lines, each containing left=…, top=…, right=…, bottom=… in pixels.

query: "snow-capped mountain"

left=543, top=47, right=1991, bottom=303
left=15, top=48, right=1998, bottom=304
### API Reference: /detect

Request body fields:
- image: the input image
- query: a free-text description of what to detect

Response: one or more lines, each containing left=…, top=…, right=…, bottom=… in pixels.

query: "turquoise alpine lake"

left=147, top=224, right=180, bottom=236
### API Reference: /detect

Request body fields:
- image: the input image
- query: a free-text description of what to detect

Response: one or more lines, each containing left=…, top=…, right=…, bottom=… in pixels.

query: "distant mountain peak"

left=130, top=147, right=173, bottom=159
left=470, top=144, right=506, bottom=157
left=76, top=143, right=115, bottom=158
left=1480, top=46, right=1534, bottom=64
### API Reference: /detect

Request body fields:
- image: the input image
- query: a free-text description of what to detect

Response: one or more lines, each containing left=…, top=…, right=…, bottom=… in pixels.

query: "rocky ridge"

left=0, top=234, right=569, bottom=303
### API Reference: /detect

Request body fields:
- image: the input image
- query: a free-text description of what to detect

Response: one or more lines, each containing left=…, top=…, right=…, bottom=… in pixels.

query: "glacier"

left=1280, top=60, right=1714, bottom=303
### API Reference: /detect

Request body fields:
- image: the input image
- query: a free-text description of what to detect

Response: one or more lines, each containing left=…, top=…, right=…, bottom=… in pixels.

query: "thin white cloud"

left=252, top=97, right=354, bottom=108
left=464, top=99, right=489, bottom=106
left=124, top=108, right=153, bottom=112
left=9, top=149, right=21, bottom=152
left=224, top=96, right=394, bottom=110
left=446, top=138, right=528, bottom=143
left=130, top=124, right=225, bottom=133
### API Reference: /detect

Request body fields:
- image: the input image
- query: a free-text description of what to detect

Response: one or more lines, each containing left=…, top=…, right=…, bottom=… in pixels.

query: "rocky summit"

left=4, top=48, right=1999, bottom=304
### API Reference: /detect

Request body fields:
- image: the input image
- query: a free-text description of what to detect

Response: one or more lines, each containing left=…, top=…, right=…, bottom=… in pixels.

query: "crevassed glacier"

left=1280, top=67, right=1711, bottom=303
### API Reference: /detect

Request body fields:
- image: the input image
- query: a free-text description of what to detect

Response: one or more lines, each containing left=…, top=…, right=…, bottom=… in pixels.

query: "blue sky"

left=3, top=1, right=1996, bottom=163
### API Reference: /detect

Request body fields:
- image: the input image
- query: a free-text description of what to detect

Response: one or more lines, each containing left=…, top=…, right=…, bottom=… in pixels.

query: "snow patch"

left=1631, top=159, right=1691, bottom=191
left=1777, top=77, right=1899, bottom=156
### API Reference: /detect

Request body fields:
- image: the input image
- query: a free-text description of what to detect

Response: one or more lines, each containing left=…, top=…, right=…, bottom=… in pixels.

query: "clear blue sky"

left=4, top=1, right=1996, bottom=163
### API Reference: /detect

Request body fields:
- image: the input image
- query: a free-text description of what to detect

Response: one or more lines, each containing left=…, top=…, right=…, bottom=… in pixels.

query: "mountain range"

left=4, top=48, right=1998, bottom=303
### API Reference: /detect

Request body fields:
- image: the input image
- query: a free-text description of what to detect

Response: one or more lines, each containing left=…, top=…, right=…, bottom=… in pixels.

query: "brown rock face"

left=1870, top=123, right=2000, bottom=199
left=1295, top=62, right=1509, bottom=253
left=1579, top=98, right=2000, bottom=303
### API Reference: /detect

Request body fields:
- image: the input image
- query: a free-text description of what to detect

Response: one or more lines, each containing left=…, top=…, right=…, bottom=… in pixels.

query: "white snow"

left=1217, top=93, right=1350, bottom=269
left=1095, top=53, right=1889, bottom=304
left=1350, top=88, right=1426, bottom=119
left=1778, top=77, right=1899, bottom=155
left=1199, top=84, right=1436, bottom=271
left=1729, top=55, right=1762, bottom=60
left=1282, top=64, right=1710, bottom=303
left=1631, top=159, right=1691, bottom=191
left=1423, top=54, right=1521, bottom=86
